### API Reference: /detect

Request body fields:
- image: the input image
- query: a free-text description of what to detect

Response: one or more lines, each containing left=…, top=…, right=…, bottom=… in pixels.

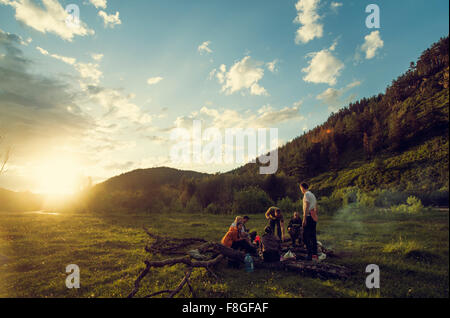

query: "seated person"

left=221, top=222, right=257, bottom=255
left=242, top=215, right=257, bottom=242
left=261, top=226, right=281, bottom=262
left=288, top=212, right=303, bottom=247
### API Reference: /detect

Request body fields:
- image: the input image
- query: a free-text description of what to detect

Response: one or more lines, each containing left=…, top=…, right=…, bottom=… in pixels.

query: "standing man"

left=300, top=182, right=318, bottom=261
left=265, top=206, right=285, bottom=242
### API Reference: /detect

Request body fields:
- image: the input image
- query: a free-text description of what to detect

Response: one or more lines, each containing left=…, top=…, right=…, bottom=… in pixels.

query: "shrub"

left=204, top=203, right=221, bottom=215
left=391, top=196, right=423, bottom=214
left=406, top=196, right=423, bottom=213
left=276, top=197, right=301, bottom=215
left=318, top=196, right=341, bottom=215
left=232, top=186, right=274, bottom=215
left=186, top=196, right=203, bottom=213
left=375, top=189, right=409, bottom=207
left=357, top=192, right=376, bottom=208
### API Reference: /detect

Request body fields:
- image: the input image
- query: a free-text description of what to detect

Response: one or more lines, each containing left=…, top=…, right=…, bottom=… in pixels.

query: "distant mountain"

left=92, top=167, right=209, bottom=192
left=0, top=188, right=43, bottom=212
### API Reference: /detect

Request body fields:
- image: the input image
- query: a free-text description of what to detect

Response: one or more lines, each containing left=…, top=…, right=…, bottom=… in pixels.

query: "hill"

left=234, top=36, right=449, bottom=197
left=81, top=36, right=449, bottom=214
left=0, top=188, right=43, bottom=212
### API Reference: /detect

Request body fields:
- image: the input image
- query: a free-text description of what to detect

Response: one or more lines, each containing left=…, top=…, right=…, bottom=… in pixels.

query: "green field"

left=0, top=208, right=448, bottom=298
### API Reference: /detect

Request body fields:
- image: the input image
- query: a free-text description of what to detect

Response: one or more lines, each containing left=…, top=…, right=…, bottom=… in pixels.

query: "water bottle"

left=244, top=253, right=254, bottom=273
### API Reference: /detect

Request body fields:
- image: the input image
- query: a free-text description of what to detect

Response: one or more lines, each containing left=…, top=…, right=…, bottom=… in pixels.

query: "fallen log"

left=128, top=228, right=351, bottom=298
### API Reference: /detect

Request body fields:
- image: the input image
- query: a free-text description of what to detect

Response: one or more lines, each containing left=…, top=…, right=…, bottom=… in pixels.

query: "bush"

left=391, top=196, right=423, bottom=214
left=186, top=196, right=203, bottom=213
left=406, top=196, right=423, bottom=213
left=276, top=197, right=301, bottom=215
left=375, top=189, right=409, bottom=207
left=357, top=192, right=376, bottom=208
left=332, top=187, right=359, bottom=206
left=318, top=196, right=341, bottom=215
left=232, top=186, right=274, bottom=215
left=204, top=202, right=221, bottom=215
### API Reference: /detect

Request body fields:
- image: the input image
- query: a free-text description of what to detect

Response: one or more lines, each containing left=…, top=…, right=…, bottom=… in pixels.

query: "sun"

left=32, top=157, right=81, bottom=195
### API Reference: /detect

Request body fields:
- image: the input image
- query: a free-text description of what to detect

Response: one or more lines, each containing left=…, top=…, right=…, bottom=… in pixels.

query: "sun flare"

left=32, top=157, right=81, bottom=195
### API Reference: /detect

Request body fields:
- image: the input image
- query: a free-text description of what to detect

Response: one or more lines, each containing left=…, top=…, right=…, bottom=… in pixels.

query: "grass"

left=0, top=208, right=448, bottom=298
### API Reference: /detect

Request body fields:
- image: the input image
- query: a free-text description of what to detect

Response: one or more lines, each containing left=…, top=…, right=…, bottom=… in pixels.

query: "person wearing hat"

left=261, top=226, right=281, bottom=262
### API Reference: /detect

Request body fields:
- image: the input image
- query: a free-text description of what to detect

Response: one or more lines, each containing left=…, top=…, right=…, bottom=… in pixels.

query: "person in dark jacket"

left=242, top=216, right=257, bottom=242
left=265, top=207, right=285, bottom=242
left=261, top=226, right=281, bottom=262
left=287, top=212, right=303, bottom=247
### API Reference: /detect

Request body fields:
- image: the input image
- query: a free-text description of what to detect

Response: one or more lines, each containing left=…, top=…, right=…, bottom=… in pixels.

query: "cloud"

left=75, top=62, right=103, bottom=84
left=91, top=53, right=104, bottom=61
left=0, top=29, right=93, bottom=164
left=360, top=30, right=384, bottom=59
left=302, top=47, right=344, bottom=86
left=86, top=86, right=152, bottom=124
left=212, top=56, right=268, bottom=96
left=98, top=10, right=121, bottom=28
left=198, top=41, right=212, bottom=55
left=88, top=0, right=107, bottom=9
left=266, top=59, right=279, bottom=73
left=293, top=0, right=323, bottom=44
left=316, top=81, right=361, bottom=111
left=0, top=0, right=94, bottom=41
left=330, top=2, right=342, bottom=12
left=174, top=104, right=303, bottom=131
left=36, top=46, right=76, bottom=65
left=147, top=76, right=163, bottom=85
left=35, top=46, right=103, bottom=84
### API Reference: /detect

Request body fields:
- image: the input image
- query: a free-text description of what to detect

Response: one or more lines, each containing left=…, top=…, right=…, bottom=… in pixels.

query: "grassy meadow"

left=0, top=207, right=448, bottom=298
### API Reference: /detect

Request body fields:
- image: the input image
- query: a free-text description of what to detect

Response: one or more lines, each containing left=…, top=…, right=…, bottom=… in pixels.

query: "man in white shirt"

left=300, top=182, right=318, bottom=261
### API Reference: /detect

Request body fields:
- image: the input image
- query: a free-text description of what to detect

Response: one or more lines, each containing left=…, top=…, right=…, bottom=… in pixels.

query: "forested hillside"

left=80, top=36, right=449, bottom=215
left=235, top=36, right=449, bottom=191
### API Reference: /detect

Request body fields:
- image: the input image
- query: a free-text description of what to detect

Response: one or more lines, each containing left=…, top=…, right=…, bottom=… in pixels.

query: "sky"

left=0, top=0, right=449, bottom=194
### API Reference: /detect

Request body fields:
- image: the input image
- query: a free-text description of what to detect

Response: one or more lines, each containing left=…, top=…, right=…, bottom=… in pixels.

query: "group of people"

left=221, top=182, right=319, bottom=263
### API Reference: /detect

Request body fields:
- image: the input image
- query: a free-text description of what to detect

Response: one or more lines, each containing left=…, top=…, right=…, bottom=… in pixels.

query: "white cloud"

left=98, top=10, right=121, bottom=28
left=91, top=53, right=104, bottom=61
left=302, top=48, right=344, bottom=86
left=89, top=0, right=107, bottom=9
left=293, top=0, right=323, bottom=44
left=266, top=59, right=279, bottom=73
left=330, top=2, right=342, bottom=12
left=198, top=41, right=212, bottom=55
left=147, top=77, right=163, bottom=85
left=36, top=46, right=76, bottom=65
left=0, top=0, right=94, bottom=41
left=174, top=104, right=303, bottom=131
left=361, top=30, right=384, bottom=59
left=75, top=62, right=103, bottom=84
left=88, top=87, right=152, bottom=124
left=213, top=56, right=268, bottom=96
left=35, top=45, right=103, bottom=84
left=316, top=81, right=361, bottom=111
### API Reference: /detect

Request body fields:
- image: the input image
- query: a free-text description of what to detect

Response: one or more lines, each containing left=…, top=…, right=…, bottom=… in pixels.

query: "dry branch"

left=128, top=229, right=351, bottom=298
